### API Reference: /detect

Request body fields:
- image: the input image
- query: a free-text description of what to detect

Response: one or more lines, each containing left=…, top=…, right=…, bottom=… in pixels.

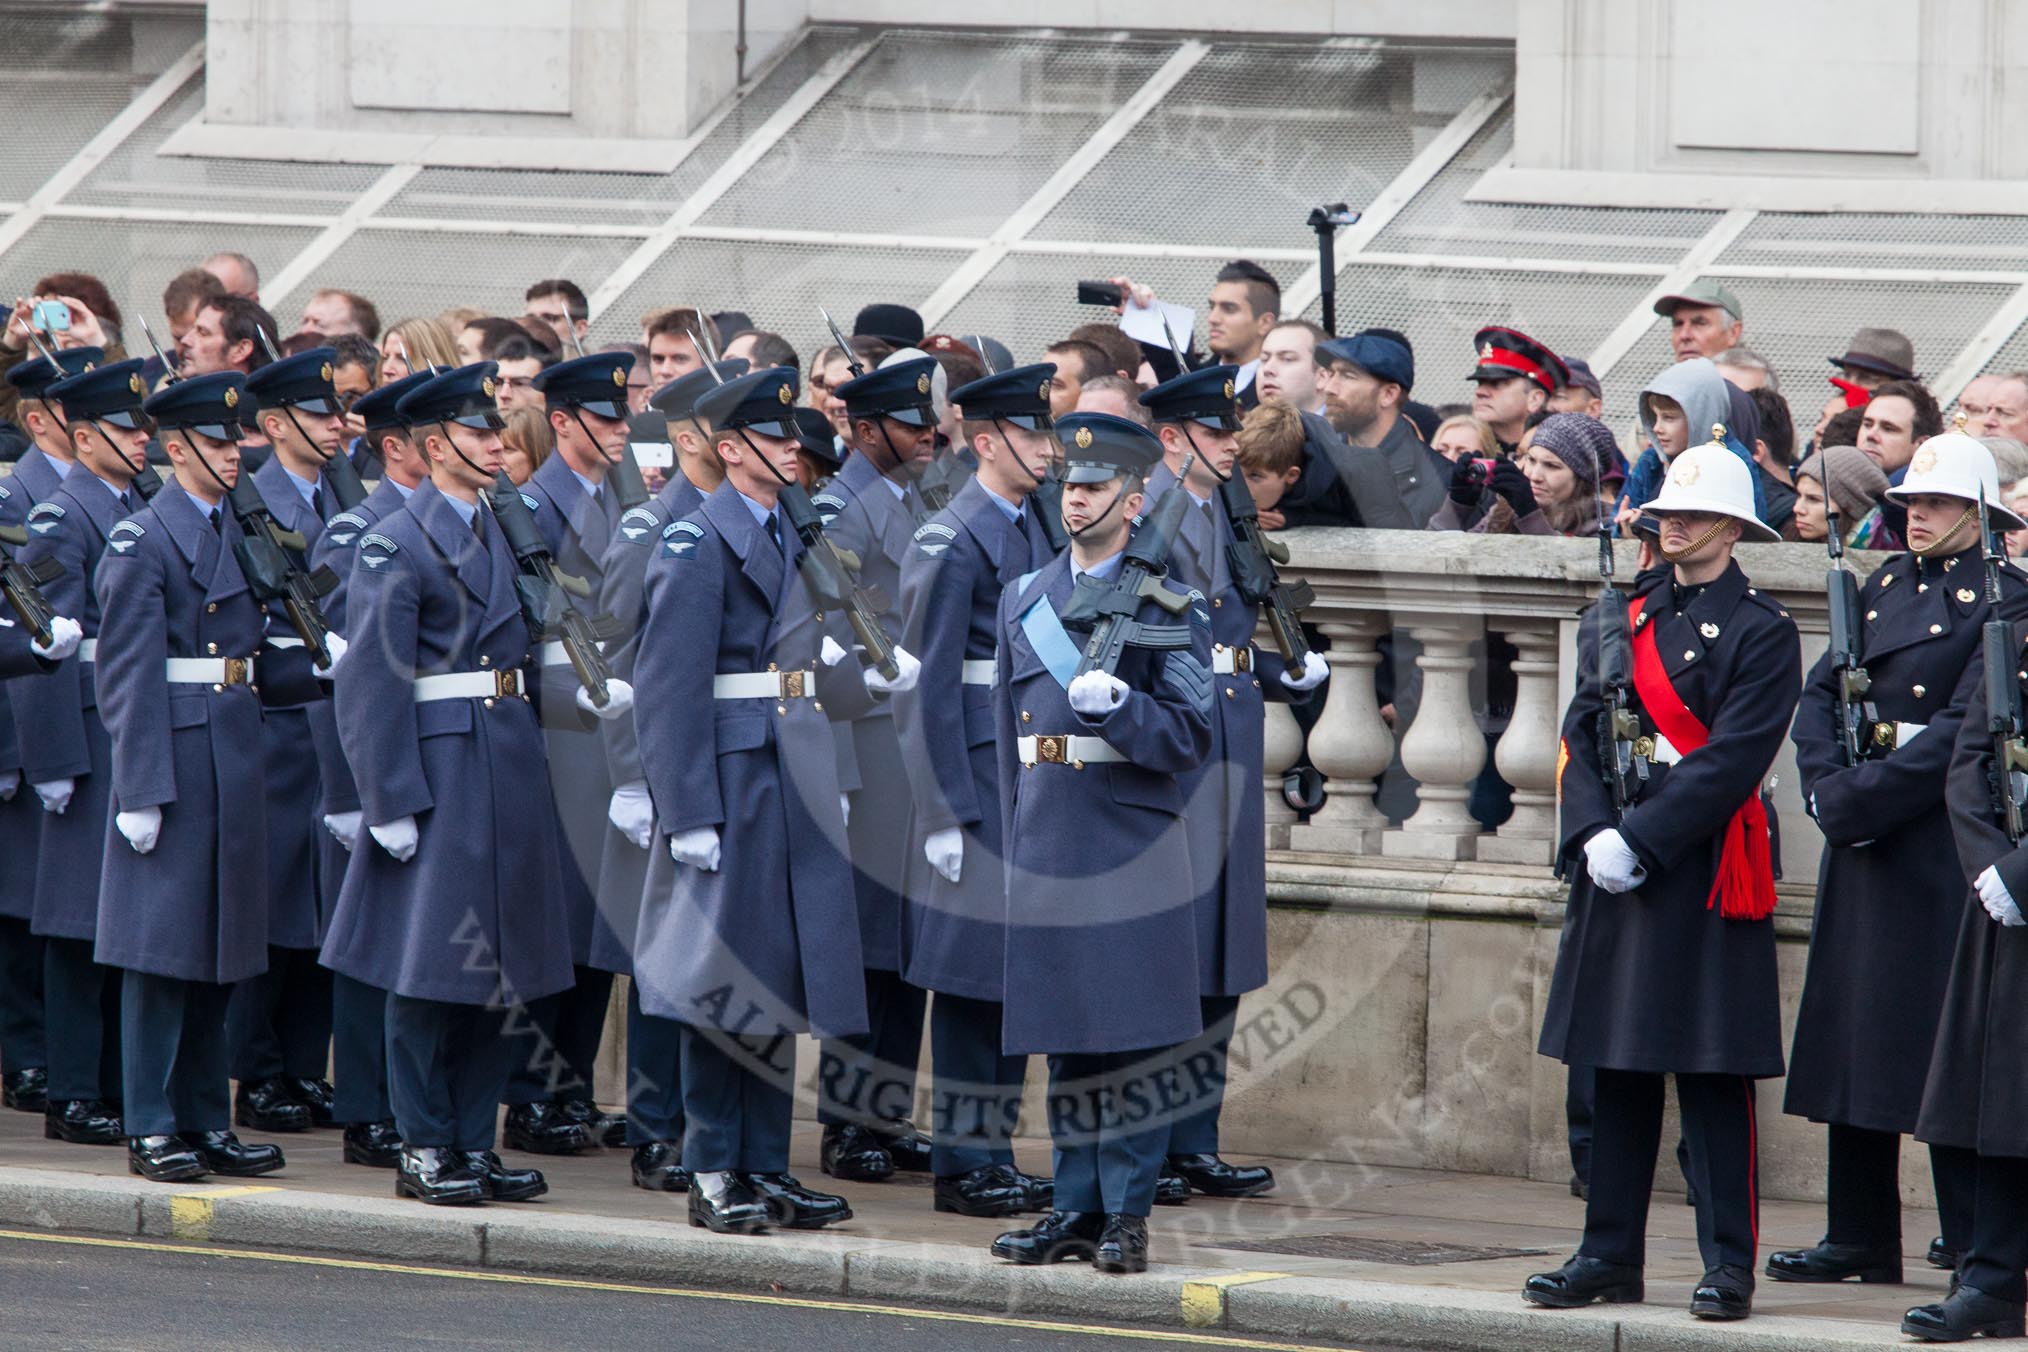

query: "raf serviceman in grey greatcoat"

left=988, top=411, right=1213, bottom=1277
left=894, top=364, right=1060, bottom=1219
left=100, top=371, right=282, bottom=1183
left=631, top=365, right=918, bottom=1235
left=319, top=362, right=575, bottom=1208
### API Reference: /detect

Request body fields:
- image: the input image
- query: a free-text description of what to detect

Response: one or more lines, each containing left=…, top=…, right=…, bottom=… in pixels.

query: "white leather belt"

left=1647, top=733, right=1683, bottom=766
left=1893, top=721, right=1928, bottom=749
left=165, top=656, right=255, bottom=687
left=960, top=659, right=995, bottom=685
left=713, top=670, right=813, bottom=699
left=541, top=641, right=569, bottom=666
left=1017, top=734, right=1124, bottom=767
left=414, top=669, right=523, bottom=702
left=1212, top=644, right=1254, bottom=675
left=75, top=638, right=97, bottom=662
left=265, top=635, right=305, bottom=651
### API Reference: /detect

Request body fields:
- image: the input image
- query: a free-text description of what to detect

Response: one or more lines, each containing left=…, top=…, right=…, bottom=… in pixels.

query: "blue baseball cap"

left=1317, top=332, right=1415, bottom=392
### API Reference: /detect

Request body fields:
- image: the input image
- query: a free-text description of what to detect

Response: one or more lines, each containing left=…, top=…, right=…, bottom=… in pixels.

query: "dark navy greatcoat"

left=812, top=452, right=920, bottom=971
left=1538, top=561, right=1800, bottom=1078
left=994, top=550, right=1214, bottom=1055
left=318, top=479, right=574, bottom=1008
left=91, top=482, right=269, bottom=984
left=0, top=453, right=66, bottom=918
left=11, top=467, right=128, bottom=943
left=894, top=476, right=1052, bottom=1000
left=1918, top=615, right=2028, bottom=1157
left=631, top=482, right=873, bottom=1039
left=1788, top=546, right=2028, bottom=1134
left=589, top=472, right=702, bottom=978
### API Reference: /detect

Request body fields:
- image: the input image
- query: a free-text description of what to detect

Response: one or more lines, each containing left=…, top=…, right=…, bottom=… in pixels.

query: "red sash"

left=1627, top=596, right=1776, bottom=921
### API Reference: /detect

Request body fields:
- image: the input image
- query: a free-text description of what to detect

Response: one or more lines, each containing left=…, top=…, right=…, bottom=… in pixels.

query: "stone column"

left=1384, top=616, right=1485, bottom=861
left=1262, top=700, right=1304, bottom=852
left=1479, top=618, right=1560, bottom=866
left=1291, top=616, right=1392, bottom=855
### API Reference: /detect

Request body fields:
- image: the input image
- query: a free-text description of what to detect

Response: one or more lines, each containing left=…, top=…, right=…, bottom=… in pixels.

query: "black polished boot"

left=1766, top=1239, right=1901, bottom=1284
left=180, top=1130, right=284, bottom=1177
left=1929, top=1237, right=1962, bottom=1271
left=819, top=1123, right=893, bottom=1182
left=1903, top=1285, right=2028, bottom=1342
left=461, top=1150, right=547, bottom=1202
left=342, top=1120, right=402, bottom=1169
left=875, top=1120, right=934, bottom=1173
left=1523, top=1254, right=1645, bottom=1308
left=631, top=1141, right=691, bottom=1192
left=745, top=1172, right=852, bottom=1229
left=687, top=1170, right=771, bottom=1234
left=128, top=1134, right=208, bottom=1183
left=559, top=1097, right=628, bottom=1148
left=1010, top=1167, right=1053, bottom=1212
left=934, top=1165, right=1031, bottom=1218
left=2, top=1067, right=48, bottom=1112
left=284, top=1077, right=336, bottom=1128
left=1166, top=1152, right=1275, bottom=1199
left=1690, top=1265, right=1754, bottom=1321
left=502, top=1102, right=592, bottom=1156
left=44, top=1098, right=123, bottom=1145
left=1094, top=1213, right=1149, bottom=1274
left=990, top=1210, right=1104, bottom=1265
left=234, top=1078, right=311, bottom=1133
left=1153, top=1167, right=1190, bottom=1206
left=395, top=1146, right=485, bottom=1205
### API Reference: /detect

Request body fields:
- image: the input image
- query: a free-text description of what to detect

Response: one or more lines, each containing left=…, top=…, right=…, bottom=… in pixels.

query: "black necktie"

left=118, top=490, right=134, bottom=513
left=1006, top=512, right=1031, bottom=577
left=472, top=503, right=486, bottom=540
left=766, top=512, right=783, bottom=555
left=209, top=509, right=222, bottom=536
left=312, top=487, right=325, bottom=521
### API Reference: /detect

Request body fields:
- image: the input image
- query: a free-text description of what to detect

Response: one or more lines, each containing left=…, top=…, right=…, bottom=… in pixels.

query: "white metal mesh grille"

left=697, top=31, right=1180, bottom=236
left=1028, top=43, right=1505, bottom=249
left=0, top=11, right=196, bottom=202
left=1716, top=213, right=2028, bottom=273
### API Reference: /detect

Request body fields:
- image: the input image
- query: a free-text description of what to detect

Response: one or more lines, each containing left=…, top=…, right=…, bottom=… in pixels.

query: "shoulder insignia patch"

left=663, top=520, right=704, bottom=539
left=107, top=520, right=145, bottom=553
left=328, top=511, right=368, bottom=532
left=0, top=483, right=10, bottom=498
left=520, top=492, right=541, bottom=513
left=661, top=519, right=705, bottom=559
left=358, top=532, right=399, bottom=568
left=27, top=501, right=64, bottom=532
left=620, top=505, right=662, bottom=531
left=913, top=522, right=957, bottom=542
left=812, top=493, right=846, bottom=513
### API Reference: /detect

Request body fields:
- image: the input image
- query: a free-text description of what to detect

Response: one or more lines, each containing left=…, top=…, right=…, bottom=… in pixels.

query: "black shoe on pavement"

left=1903, top=1285, right=2028, bottom=1342
left=128, top=1134, right=208, bottom=1183
left=1094, top=1214, right=1149, bottom=1274
left=1568, top=1173, right=1588, bottom=1200
left=1929, top=1237, right=1963, bottom=1271
left=933, top=1165, right=1030, bottom=1218
left=875, top=1120, right=934, bottom=1173
left=631, top=1141, right=690, bottom=1192
left=1153, top=1168, right=1190, bottom=1206
left=179, top=1130, right=284, bottom=1177
left=342, top=1120, right=402, bottom=1169
left=687, top=1171, right=771, bottom=1234
left=1166, top=1152, right=1275, bottom=1199
left=1690, top=1265, right=1754, bottom=1321
left=745, top=1172, right=852, bottom=1229
left=395, top=1147, right=486, bottom=1206
left=502, top=1102, right=592, bottom=1156
left=819, top=1123, right=894, bottom=1182
left=235, top=1078, right=312, bottom=1134
left=1009, top=1167, right=1053, bottom=1212
left=1766, top=1239, right=1901, bottom=1284
left=991, top=1210, right=1104, bottom=1265
left=559, top=1097, right=628, bottom=1148
left=3, top=1067, right=48, bottom=1112
left=1523, top=1254, right=1645, bottom=1308
left=45, top=1098, right=123, bottom=1145
left=461, top=1150, right=547, bottom=1202
left=283, top=1077, right=336, bottom=1127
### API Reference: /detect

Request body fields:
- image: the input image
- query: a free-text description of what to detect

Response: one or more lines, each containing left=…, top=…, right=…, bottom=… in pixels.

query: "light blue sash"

left=1017, top=585, right=1084, bottom=690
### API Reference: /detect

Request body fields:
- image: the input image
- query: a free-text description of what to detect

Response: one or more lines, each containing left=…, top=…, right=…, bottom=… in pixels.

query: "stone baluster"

left=1262, top=700, right=1304, bottom=851
left=1290, top=615, right=1393, bottom=854
left=1383, top=616, right=1486, bottom=861
left=1478, top=618, right=1561, bottom=866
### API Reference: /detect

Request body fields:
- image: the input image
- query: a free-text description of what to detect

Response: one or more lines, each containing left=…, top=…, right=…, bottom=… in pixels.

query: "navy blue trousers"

left=927, top=991, right=1025, bottom=1178
left=120, top=973, right=230, bottom=1137
left=225, top=945, right=333, bottom=1081
left=0, top=915, right=45, bottom=1073
left=1167, top=992, right=1241, bottom=1155
left=1962, top=1154, right=2028, bottom=1302
left=503, top=965, right=611, bottom=1105
left=329, top=972, right=390, bottom=1125
left=817, top=967, right=924, bottom=1128
left=625, top=981, right=684, bottom=1146
left=1822, top=1123, right=1975, bottom=1256
left=1046, top=1048, right=1177, bottom=1217
left=1579, top=1069, right=1759, bottom=1275
left=678, top=1024, right=793, bottom=1174
left=43, top=936, right=120, bottom=1102
left=385, top=996, right=512, bottom=1151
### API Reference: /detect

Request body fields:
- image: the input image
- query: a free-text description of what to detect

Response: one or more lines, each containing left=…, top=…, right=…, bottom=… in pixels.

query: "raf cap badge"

left=916, top=373, right=932, bottom=395
left=320, top=362, right=334, bottom=382
left=776, top=383, right=794, bottom=405
left=1222, top=379, right=1235, bottom=399
left=612, top=367, right=626, bottom=386
left=1074, top=426, right=1093, bottom=449
left=128, top=372, right=144, bottom=395
left=482, top=376, right=497, bottom=399
left=223, top=387, right=239, bottom=408
left=1039, top=379, right=1051, bottom=400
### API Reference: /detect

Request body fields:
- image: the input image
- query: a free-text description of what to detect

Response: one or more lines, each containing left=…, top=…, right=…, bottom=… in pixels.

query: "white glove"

left=1977, top=865, right=2026, bottom=927
left=578, top=677, right=634, bottom=722
left=1068, top=669, right=1128, bottom=715
left=30, top=615, right=82, bottom=662
left=820, top=636, right=848, bottom=667
left=840, top=793, right=852, bottom=828
left=925, top=827, right=964, bottom=883
left=116, top=806, right=161, bottom=854
left=1583, top=828, right=1647, bottom=894
left=863, top=644, right=920, bottom=696
left=316, top=630, right=349, bottom=679
left=1280, top=651, right=1329, bottom=692
left=608, top=780, right=655, bottom=850
left=322, top=809, right=362, bottom=852
left=32, top=778, right=72, bottom=814
left=371, top=815, right=419, bottom=863
left=669, top=826, right=721, bottom=872
left=0, top=770, right=17, bottom=801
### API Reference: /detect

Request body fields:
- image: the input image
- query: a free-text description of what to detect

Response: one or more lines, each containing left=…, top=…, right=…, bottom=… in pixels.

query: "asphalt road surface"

left=0, top=1228, right=1400, bottom=1351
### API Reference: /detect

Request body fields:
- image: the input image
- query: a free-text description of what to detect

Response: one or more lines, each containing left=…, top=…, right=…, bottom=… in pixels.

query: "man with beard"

left=1316, top=332, right=1446, bottom=527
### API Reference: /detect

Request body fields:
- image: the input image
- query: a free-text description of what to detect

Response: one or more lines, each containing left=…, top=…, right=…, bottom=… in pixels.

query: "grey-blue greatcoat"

left=994, top=551, right=1214, bottom=1055
left=317, top=479, right=575, bottom=1007
left=0, top=453, right=66, bottom=915
left=894, top=476, right=1053, bottom=999
left=630, top=482, right=874, bottom=1039
left=91, top=482, right=270, bottom=984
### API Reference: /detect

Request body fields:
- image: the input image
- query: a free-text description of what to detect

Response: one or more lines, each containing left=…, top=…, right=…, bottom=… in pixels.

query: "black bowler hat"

left=533, top=351, right=634, bottom=420
left=649, top=360, right=751, bottom=423
left=351, top=370, right=433, bottom=434
left=950, top=363, right=1055, bottom=430
left=396, top=362, right=506, bottom=431
left=245, top=346, right=344, bottom=415
left=839, top=357, right=937, bottom=428
left=1056, top=411, right=1163, bottom=485
left=694, top=366, right=801, bottom=439
left=1138, top=364, right=1243, bottom=431
left=48, top=358, right=150, bottom=429
left=143, top=371, right=249, bottom=442
left=853, top=303, right=924, bottom=348
left=5, top=345, right=102, bottom=399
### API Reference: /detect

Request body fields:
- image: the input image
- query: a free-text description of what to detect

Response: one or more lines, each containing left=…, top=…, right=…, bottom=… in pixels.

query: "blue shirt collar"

left=736, top=490, right=778, bottom=530
left=391, top=479, right=416, bottom=499
left=569, top=467, right=603, bottom=501
left=282, top=464, right=320, bottom=506
left=1071, top=549, right=1125, bottom=583
left=983, top=486, right=1022, bottom=522
left=444, top=492, right=479, bottom=527
left=46, top=454, right=72, bottom=479
left=883, top=475, right=907, bottom=501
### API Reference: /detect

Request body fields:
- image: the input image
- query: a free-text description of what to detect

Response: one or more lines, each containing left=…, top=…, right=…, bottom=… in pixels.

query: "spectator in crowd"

left=644, top=307, right=710, bottom=386
left=1043, top=338, right=1109, bottom=420
left=1467, top=327, right=1563, bottom=452
left=377, top=315, right=459, bottom=384
left=160, top=267, right=225, bottom=355
left=1959, top=373, right=2003, bottom=430
left=1430, top=414, right=1500, bottom=464
left=511, top=315, right=562, bottom=355
left=457, top=316, right=524, bottom=364
left=1855, top=377, right=1941, bottom=480
left=179, top=294, right=276, bottom=377
left=524, top=278, right=589, bottom=350
left=202, top=251, right=260, bottom=300
left=1747, top=384, right=1798, bottom=538
left=0, top=279, right=126, bottom=428
left=806, top=337, right=894, bottom=441
left=491, top=333, right=554, bottom=414
left=500, top=405, right=554, bottom=485
left=852, top=301, right=923, bottom=347
left=278, top=330, right=325, bottom=357
left=1235, top=398, right=1307, bottom=528
left=439, top=305, right=484, bottom=334
left=1550, top=356, right=1605, bottom=417
left=1074, top=375, right=1152, bottom=426
left=1067, top=322, right=1148, bottom=384
left=327, top=333, right=380, bottom=472
left=1106, top=259, right=1281, bottom=385
left=1714, top=346, right=1779, bottom=393
left=920, top=338, right=986, bottom=412
left=1255, top=320, right=1328, bottom=413
left=1791, top=445, right=1891, bottom=547
left=1982, top=435, right=2028, bottom=490
left=1655, top=279, right=1743, bottom=362
left=1431, top=413, right=1613, bottom=537
left=1828, top=326, right=1916, bottom=390
left=298, top=288, right=380, bottom=341
left=2006, top=476, right=2028, bottom=557
left=1316, top=330, right=1443, bottom=526
left=722, top=329, right=798, bottom=371
left=1819, top=403, right=1867, bottom=454
left=1620, top=355, right=1765, bottom=527
left=1967, top=370, right=2028, bottom=443
left=600, top=341, right=653, bottom=414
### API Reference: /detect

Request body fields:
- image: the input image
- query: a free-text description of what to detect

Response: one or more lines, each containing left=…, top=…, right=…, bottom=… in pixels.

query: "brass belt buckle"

left=1233, top=647, right=1252, bottom=673
left=1632, top=734, right=1655, bottom=760
left=780, top=670, right=806, bottom=699
left=1035, top=734, right=1067, bottom=764
left=495, top=669, right=521, bottom=698
left=222, top=657, right=249, bottom=686
left=1872, top=722, right=1897, bottom=750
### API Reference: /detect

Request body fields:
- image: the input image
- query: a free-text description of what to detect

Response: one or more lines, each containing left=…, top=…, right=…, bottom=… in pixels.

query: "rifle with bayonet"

left=1218, top=472, right=1314, bottom=664
left=1979, top=492, right=2028, bottom=842
left=1059, top=452, right=1200, bottom=678
left=1592, top=469, right=1647, bottom=820
left=225, top=476, right=340, bottom=670
left=252, top=325, right=368, bottom=513
left=0, top=527, right=62, bottom=649
left=486, top=474, right=623, bottom=708
left=1820, top=448, right=1882, bottom=765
